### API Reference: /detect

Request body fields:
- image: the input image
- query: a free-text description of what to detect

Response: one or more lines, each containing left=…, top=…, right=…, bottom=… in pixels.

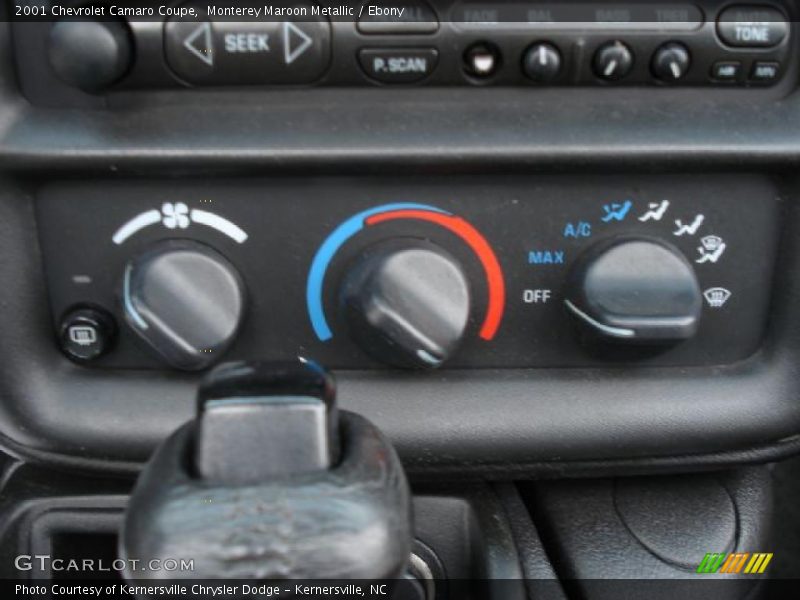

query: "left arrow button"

left=183, top=22, right=214, bottom=67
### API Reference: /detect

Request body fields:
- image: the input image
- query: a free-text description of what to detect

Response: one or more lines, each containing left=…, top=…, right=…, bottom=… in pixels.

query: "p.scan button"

left=358, top=48, right=438, bottom=84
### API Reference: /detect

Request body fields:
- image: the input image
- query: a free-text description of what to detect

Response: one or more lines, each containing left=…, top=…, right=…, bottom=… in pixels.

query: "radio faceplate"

left=35, top=175, right=779, bottom=370
left=9, top=0, right=796, bottom=100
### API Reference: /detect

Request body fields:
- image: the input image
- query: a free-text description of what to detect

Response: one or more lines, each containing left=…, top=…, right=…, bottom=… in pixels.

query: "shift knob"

left=120, top=360, right=413, bottom=582
left=196, top=359, right=338, bottom=483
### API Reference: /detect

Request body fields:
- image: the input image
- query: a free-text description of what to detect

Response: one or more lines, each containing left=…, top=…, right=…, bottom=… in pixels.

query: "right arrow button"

left=284, top=21, right=313, bottom=65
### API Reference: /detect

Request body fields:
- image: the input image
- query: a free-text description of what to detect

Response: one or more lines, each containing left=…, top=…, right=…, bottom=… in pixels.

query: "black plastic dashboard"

left=2, top=0, right=800, bottom=479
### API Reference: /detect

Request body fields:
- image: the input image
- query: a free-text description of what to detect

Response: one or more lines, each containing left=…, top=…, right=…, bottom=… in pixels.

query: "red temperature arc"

left=365, top=209, right=506, bottom=341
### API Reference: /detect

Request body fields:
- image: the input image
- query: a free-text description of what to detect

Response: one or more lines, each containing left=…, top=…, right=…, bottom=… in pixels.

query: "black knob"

left=340, top=240, right=470, bottom=369
left=652, top=42, right=691, bottom=82
left=522, top=42, right=562, bottom=82
left=122, top=240, right=246, bottom=370
left=565, top=237, right=702, bottom=344
left=593, top=41, right=634, bottom=81
left=48, top=19, right=132, bottom=92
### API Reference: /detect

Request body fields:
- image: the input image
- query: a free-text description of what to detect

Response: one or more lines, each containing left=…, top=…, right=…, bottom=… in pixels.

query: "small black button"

left=651, top=42, right=691, bottom=82
left=593, top=41, right=633, bottom=81
left=358, top=48, right=438, bottom=83
left=463, top=43, right=501, bottom=79
left=164, top=2, right=331, bottom=85
left=522, top=43, right=562, bottom=83
left=749, top=61, right=781, bottom=83
left=717, top=6, right=788, bottom=48
left=711, top=61, right=742, bottom=81
left=59, top=307, right=116, bottom=363
left=357, top=1, right=439, bottom=35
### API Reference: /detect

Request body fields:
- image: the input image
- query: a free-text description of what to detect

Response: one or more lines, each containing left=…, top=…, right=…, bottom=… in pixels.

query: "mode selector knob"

left=122, top=240, right=246, bottom=371
left=340, top=240, right=471, bottom=369
left=565, top=237, right=701, bottom=344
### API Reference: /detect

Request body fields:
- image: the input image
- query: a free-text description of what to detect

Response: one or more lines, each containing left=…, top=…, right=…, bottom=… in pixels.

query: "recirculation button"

left=358, top=48, right=438, bottom=83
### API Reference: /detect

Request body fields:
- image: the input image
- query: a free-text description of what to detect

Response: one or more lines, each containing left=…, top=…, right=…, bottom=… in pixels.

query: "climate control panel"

left=36, top=175, right=779, bottom=369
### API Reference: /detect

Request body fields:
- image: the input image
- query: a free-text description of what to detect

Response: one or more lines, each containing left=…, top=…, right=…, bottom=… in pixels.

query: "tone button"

left=717, top=6, right=788, bottom=48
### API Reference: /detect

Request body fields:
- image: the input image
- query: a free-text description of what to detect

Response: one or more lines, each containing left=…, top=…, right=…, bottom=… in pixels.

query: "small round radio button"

left=593, top=41, right=634, bottom=81
left=522, top=43, right=562, bottom=83
left=463, top=43, right=501, bottom=79
left=652, top=42, right=691, bottom=82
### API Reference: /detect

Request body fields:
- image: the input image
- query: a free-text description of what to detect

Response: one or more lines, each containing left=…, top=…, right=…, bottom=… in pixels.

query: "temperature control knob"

left=122, top=240, right=246, bottom=370
left=340, top=240, right=470, bottom=369
left=565, top=237, right=701, bottom=344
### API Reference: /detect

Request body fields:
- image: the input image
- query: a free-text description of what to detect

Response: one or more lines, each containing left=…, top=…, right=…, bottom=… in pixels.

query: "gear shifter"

left=120, top=359, right=413, bottom=582
left=195, top=359, right=339, bottom=483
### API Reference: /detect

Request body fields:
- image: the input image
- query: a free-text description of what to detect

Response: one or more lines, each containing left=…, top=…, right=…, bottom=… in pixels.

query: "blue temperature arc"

left=307, top=202, right=451, bottom=341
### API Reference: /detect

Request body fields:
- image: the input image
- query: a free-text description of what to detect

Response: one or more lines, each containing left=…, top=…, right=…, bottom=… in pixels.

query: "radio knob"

left=564, top=237, right=702, bottom=344
left=593, top=41, right=634, bottom=81
left=340, top=240, right=470, bottom=369
left=48, top=19, right=133, bottom=92
left=522, top=43, right=562, bottom=82
left=652, top=42, right=691, bottom=82
left=122, top=240, right=246, bottom=370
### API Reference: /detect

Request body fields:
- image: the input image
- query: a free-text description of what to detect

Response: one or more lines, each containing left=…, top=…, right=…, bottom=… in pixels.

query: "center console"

left=2, top=0, right=800, bottom=594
